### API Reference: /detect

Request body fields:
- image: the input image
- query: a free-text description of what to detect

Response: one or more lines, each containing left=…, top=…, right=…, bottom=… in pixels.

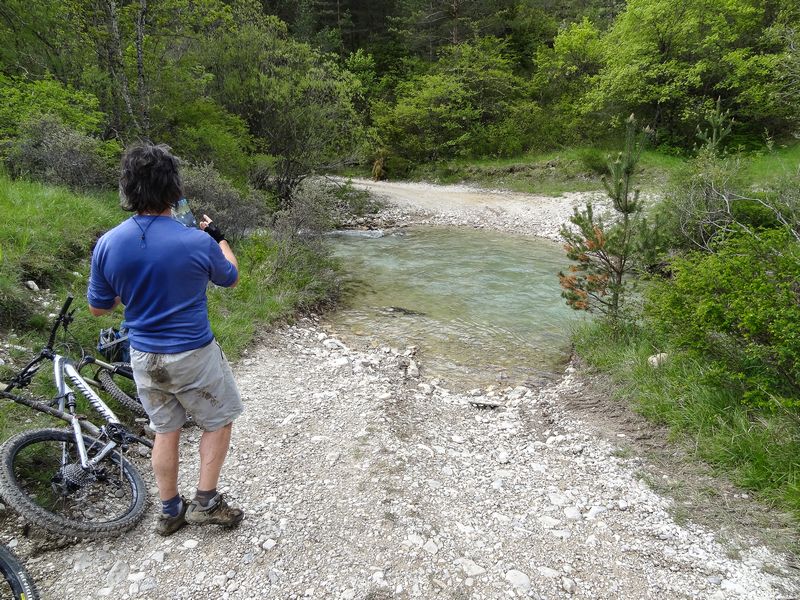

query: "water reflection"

left=326, top=227, right=581, bottom=390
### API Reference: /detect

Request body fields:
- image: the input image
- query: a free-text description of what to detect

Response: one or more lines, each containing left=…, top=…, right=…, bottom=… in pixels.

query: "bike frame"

left=53, top=354, right=122, bottom=468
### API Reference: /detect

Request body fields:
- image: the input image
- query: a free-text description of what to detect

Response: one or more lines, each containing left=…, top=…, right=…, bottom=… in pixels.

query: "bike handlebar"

left=47, top=295, right=74, bottom=350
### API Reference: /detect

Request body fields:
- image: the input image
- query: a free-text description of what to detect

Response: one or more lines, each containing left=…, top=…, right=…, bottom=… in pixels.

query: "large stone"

left=106, top=561, right=130, bottom=586
left=537, top=566, right=560, bottom=579
left=505, top=569, right=531, bottom=592
left=455, top=558, right=486, bottom=577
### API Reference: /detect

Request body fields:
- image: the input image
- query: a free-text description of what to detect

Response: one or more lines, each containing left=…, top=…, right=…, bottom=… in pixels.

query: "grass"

left=738, top=142, right=800, bottom=185
left=573, top=319, right=800, bottom=517
left=0, top=174, right=339, bottom=440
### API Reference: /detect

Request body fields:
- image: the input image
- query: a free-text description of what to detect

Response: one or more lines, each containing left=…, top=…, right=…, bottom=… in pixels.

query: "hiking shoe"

left=185, top=493, right=244, bottom=528
left=155, top=497, right=188, bottom=536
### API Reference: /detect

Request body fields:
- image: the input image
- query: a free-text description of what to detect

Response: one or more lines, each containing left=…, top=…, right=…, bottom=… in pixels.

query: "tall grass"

left=574, top=319, right=800, bottom=515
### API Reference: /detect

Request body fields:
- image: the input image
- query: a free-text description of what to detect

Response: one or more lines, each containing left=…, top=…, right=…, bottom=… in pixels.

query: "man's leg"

left=152, top=429, right=181, bottom=500
left=151, top=429, right=189, bottom=536
left=186, top=421, right=243, bottom=527
left=197, top=422, right=232, bottom=491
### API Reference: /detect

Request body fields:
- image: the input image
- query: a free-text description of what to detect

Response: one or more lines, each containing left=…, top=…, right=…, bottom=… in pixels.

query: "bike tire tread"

left=96, top=368, right=146, bottom=417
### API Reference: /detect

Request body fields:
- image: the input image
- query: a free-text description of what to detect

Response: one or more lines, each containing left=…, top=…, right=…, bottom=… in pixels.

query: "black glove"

left=204, top=222, right=225, bottom=243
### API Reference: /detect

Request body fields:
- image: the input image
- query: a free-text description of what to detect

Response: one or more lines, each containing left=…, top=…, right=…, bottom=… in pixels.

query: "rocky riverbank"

left=345, top=178, right=609, bottom=240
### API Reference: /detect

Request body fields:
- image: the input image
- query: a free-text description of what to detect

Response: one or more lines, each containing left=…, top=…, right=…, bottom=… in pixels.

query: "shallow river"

left=326, top=227, right=581, bottom=390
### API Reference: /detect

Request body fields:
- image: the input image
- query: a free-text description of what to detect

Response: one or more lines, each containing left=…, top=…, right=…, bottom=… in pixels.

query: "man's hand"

left=199, top=214, right=225, bottom=243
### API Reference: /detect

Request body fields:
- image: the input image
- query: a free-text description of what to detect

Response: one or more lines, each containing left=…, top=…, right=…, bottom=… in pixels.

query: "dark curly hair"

left=119, top=143, right=183, bottom=213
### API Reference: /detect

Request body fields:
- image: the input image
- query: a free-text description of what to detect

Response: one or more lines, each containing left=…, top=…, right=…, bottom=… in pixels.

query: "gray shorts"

left=131, top=340, right=244, bottom=433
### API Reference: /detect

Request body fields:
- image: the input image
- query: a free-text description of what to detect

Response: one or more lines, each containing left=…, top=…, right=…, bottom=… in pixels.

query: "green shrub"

left=730, top=196, right=781, bottom=230
left=576, top=147, right=609, bottom=175
left=7, top=116, right=119, bottom=189
left=646, top=229, right=800, bottom=408
left=181, top=163, right=266, bottom=242
left=0, top=76, right=105, bottom=144
left=166, top=99, right=252, bottom=181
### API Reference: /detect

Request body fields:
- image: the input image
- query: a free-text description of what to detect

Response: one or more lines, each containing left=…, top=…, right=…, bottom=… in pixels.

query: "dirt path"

left=2, top=180, right=799, bottom=599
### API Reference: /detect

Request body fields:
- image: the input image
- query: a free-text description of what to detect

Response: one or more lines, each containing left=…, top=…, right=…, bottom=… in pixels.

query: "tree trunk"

left=135, top=0, right=149, bottom=136
left=99, top=0, right=140, bottom=136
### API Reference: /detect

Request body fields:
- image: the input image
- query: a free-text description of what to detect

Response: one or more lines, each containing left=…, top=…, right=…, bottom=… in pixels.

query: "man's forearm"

left=219, top=241, right=239, bottom=283
left=89, top=296, right=121, bottom=316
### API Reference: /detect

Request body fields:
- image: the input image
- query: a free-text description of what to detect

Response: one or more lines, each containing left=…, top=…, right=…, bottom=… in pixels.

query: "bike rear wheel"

left=0, top=545, right=38, bottom=600
left=96, top=364, right=146, bottom=418
left=0, top=428, right=147, bottom=539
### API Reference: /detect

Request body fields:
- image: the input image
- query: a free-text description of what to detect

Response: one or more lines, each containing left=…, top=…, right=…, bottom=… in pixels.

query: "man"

left=88, top=143, right=244, bottom=536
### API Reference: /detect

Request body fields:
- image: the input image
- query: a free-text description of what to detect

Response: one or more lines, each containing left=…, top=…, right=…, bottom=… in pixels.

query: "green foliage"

left=588, top=0, right=791, bottom=144
left=576, top=148, right=609, bottom=175
left=6, top=116, right=121, bottom=190
left=166, top=99, right=253, bottom=182
left=532, top=18, right=605, bottom=142
left=374, top=73, right=478, bottom=161
left=202, top=9, right=365, bottom=203
left=181, top=163, right=266, bottom=242
left=696, top=97, right=733, bottom=154
left=0, top=76, right=106, bottom=144
left=647, top=230, right=800, bottom=408
left=375, top=37, right=536, bottom=161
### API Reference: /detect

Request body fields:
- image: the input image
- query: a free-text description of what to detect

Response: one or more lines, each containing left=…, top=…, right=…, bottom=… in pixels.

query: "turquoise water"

left=327, top=227, right=581, bottom=390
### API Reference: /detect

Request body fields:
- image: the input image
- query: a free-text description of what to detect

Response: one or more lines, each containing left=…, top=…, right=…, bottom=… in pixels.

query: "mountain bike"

left=0, top=544, right=38, bottom=599
left=0, top=296, right=150, bottom=539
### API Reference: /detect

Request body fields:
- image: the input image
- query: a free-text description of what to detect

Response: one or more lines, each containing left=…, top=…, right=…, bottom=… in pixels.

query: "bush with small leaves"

left=6, top=116, right=119, bottom=190
left=181, top=163, right=266, bottom=242
left=646, top=229, right=800, bottom=409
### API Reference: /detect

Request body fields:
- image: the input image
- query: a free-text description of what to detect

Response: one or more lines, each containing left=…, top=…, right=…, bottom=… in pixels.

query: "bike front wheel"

left=0, top=545, right=38, bottom=600
left=0, top=428, right=147, bottom=539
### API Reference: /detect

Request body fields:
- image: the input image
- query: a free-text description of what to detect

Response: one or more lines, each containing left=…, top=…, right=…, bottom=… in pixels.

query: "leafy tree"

left=388, top=0, right=514, bottom=59
left=532, top=18, right=605, bottom=142
left=202, top=6, right=365, bottom=203
left=588, top=0, right=792, bottom=143
left=376, top=36, right=537, bottom=160
left=374, top=73, right=477, bottom=161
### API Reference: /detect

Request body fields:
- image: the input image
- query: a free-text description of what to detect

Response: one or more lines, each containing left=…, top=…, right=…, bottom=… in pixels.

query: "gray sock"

left=194, top=488, right=217, bottom=508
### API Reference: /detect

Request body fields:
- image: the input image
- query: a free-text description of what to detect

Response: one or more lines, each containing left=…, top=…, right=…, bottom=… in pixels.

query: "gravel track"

left=1, top=180, right=798, bottom=599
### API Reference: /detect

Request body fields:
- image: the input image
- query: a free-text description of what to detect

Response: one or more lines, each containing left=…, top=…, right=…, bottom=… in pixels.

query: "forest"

left=2, top=1, right=800, bottom=514
left=1, top=0, right=798, bottom=190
